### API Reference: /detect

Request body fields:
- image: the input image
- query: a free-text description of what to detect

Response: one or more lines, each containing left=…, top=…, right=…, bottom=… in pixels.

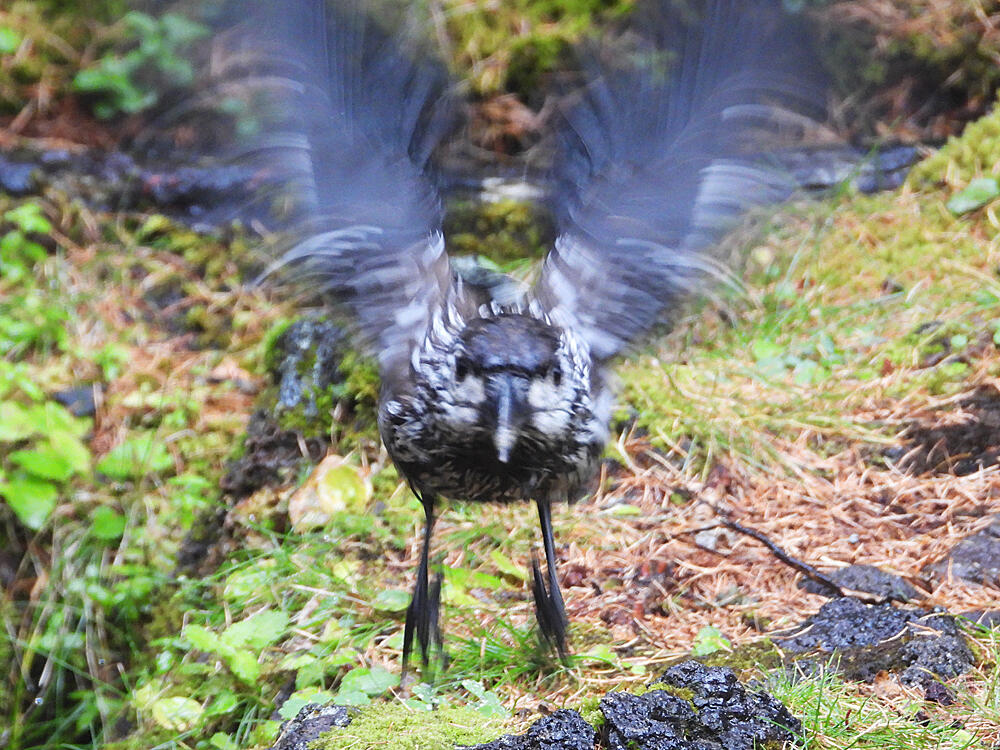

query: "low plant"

left=73, top=11, right=208, bottom=119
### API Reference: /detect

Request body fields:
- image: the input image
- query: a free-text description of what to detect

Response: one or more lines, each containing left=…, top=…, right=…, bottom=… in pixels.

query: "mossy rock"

left=310, top=703, right=511, bottom=750
left=908, top=95, right=1000, bottom=190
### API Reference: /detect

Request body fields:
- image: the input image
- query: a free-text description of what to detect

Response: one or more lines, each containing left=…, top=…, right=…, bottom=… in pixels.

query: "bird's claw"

left=531, top=553, right=568, bottom=660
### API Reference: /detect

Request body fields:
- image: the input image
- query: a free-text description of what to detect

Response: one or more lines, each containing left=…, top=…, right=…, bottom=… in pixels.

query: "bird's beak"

left=491, top=374, right=527, bottom=463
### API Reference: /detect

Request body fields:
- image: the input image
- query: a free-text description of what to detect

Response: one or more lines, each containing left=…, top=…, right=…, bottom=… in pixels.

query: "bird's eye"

left=455, top=359, right=470, bottom=380
left=552, top=367, right=562, bottom=387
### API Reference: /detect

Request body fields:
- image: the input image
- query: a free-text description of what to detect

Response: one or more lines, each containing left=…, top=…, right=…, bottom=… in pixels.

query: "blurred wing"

left=214, top=0, right=455, bottom=379
left=534, top=0, right=827, bottom=361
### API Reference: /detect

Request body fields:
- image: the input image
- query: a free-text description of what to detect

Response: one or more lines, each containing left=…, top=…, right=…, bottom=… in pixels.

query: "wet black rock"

left=52, top=385, right=97, bottom=418
left=798, top=564, right=919, bottom=602
left=270, top=703, right=353, bottom=750
left=898, top=632, right=973, bottom=686
left=463, top=709, right=595, bottom=750
left=923, top=516, right=1000, bottom=587
left=600, top=661, right=801, bottom=750
left=775, top=598, right=974, bottom=686
left=0, top=154, right=37, bottom=195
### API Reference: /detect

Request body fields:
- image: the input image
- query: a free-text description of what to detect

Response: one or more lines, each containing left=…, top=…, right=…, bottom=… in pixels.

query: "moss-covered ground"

left=3, top=2, right=1000, bottom=750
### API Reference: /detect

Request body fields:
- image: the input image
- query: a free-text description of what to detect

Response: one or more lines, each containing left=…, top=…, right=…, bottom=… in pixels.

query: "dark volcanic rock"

left=600, top=661, right=801, bottom=750
left=270, top=703, right=352, bottom=750
left=775, top=598, right=974, bottom=686
left=463, top=709, right=595, bottom=750
left=923, top=516, right=1000, bottom=586
left=798, top=564, right=919, bottom=601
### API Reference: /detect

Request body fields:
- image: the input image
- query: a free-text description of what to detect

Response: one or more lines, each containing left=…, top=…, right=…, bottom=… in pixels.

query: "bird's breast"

left=378, top=395, right=602, bottom=503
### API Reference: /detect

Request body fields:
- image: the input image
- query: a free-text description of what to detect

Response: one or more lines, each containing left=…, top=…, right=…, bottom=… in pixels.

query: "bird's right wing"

left=533, top=0, right=828, bottom=362
left=211, top=0, right=456, bottom=382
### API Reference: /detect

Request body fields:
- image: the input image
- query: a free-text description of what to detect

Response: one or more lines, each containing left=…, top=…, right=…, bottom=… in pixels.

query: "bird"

left=211, top=0, right=827, bottom=674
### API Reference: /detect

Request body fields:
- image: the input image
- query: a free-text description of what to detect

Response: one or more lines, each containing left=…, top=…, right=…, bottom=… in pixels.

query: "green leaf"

left=277, top=688, right=337, bottom=720
left=442, top=566, right=504, bottom=592
left=209, top=733, right=239, bottom=750
left=461, top=679, right=488, bottom=700
left=0, top=26, right=22, bottom=55
left=0, top=402, right=35, bottom=441
left=947, top=177, right=1000, bottom=215
left=316, top=462, right=371, bottom=513
left=46, top=431, right=91, bottom=473
left=91, top=506, right=126, bottom=541
left=4, top=203, right=52, bottom=234
left=691, top=625, right=731, bottom=657
left=226, top=650, right=260, bottom=683
left=577, top=644, right=618, bottom=665
left=206, top=691, right=239, bottom=717
left=183, top=624, right=223, bottom=654
left=371, top=589, right=410, bottom=613
left=9, top=445, right=74, bottom=482
left=97, top=433, right=173, bottom=479
left=338, top=666, right=398, bottom=697
left=490, top=550, right=527, bottom=581
left=36, top=401, right=90, bottom=437
left=1, top=477, right=57, bottom=529
left=150, top=695, right=203, bottom=731
left=221, top=610, right=289, bottom=650
left=223, top=564, right=277, bottom=603
left=333, top=689, right=369, bottom=706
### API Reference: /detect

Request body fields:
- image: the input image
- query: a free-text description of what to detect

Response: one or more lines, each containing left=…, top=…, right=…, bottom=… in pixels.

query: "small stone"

left=52, top=385, right=97, bottom=418
left=270, top=703, right=352, bottom=750
left=923, top=516, right=1000, bottom=586
left=798, top=564, right=919, bottom=601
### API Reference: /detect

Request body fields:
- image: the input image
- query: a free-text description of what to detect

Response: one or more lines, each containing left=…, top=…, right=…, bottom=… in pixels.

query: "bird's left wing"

left=212, top=0, right=456, bottom=382
left=532, top=0, right=828, bottom=362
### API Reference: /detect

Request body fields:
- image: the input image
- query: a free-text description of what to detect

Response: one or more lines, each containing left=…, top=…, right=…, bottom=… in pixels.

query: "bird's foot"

left=402, top=570, right=444, bottom=679
left=531, top=553, right=568, bottom=660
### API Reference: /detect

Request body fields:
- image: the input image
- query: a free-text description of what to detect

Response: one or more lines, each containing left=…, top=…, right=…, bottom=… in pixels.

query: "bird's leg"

left=531, top=497, right=568, bottom=659
left=402, top=492, right=440, bottom=678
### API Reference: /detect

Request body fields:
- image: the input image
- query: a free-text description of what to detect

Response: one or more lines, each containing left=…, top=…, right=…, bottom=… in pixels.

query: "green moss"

left=335, top=349, right=380, bottom=414
left=576, top=695, right=605, bottom=730
left=444, top=198, right=553, bottom=265
left=696, top=639, right=784, bottom=673
left=312, top=703, right=511, bottom=750
left=908, top=95, right=1000, bottom=189
left=438, top=0, right=633, bottom=95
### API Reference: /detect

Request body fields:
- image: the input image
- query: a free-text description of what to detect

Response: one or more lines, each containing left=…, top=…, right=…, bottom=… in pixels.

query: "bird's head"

left=439, top=313, right=586, bottom=462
